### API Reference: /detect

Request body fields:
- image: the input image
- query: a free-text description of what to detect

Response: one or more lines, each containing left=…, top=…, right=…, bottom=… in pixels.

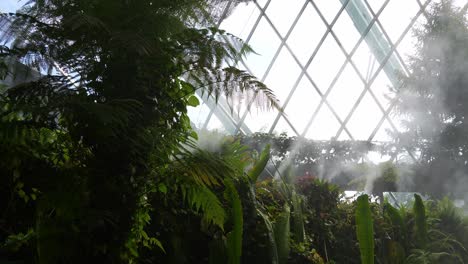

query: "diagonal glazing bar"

left=300, top=0, right=385, bottom=138
left=331, top=0, right=399, bottom=139
left=314, top=0, right=394, bottom=140
left=334, top=0, right=431, bottom=142
left=233, top=0, right=307, bottom=134
left=263, top=0, right=355, bottom=139
left=267, top=0, right=354, bottom=139
left=196, top=91, right=252, bottom=133
left=199, top=0, right=258, bottom=134
left=340, top=0, right=404, bottom=86
left=363, top=0, right=432, bottom=142
left=361, top=0, right=432, bottom=143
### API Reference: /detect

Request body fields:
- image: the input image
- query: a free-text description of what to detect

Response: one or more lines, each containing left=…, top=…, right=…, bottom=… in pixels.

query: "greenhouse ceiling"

left=187, top=0, right=467, bottom=142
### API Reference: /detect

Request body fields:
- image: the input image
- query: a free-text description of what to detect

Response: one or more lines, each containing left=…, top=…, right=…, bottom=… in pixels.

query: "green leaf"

left=190, top=130, right=198, bottom=140
left=149, top=237, right=165, bottom=253
left=247, top=144, right=270, bottom=183
left=187, top=96, right=200, bottom=107
left=185, top=185, right=226, bottom=229
left=158, top=183, right=167, bottom=194
left=413, top=194, right=427, bottom=248
left=291, top=192, right=305, bottom=243
left=224, top=178, right=243, bottom=264
left=257, top=209, right=279, bottom=264
left=356, top=194, right=374, bottom=264
left=273, top=204, right=290, bottom=264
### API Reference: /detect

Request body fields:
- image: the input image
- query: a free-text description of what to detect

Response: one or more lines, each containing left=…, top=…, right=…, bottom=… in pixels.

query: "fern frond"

left=187, top=66, right=279, bottom=113
left=182, top=184, right=226, bottom=229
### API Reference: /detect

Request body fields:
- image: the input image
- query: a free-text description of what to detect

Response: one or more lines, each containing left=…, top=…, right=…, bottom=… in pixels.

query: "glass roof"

left=188, top=0, right=467, bottom=142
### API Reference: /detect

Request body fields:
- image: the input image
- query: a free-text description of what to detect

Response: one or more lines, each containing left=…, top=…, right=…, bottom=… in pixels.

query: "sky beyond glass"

left=1, top=0, right=467, bottom=141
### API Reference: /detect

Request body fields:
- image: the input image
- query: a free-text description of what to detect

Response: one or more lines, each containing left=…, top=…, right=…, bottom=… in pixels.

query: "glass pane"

left=272, top=116, right=297, bottom=136
left=313, top=0, right=343, bottom=25
left=372, top=119, right=394, bottom=142
left=333, top=8, right=362, bottom=54
left=307, top=34, right=346, bottom=92
left=287, top=2, right=327, bottom=66
left=352, top=40, right=382, bottom=81
left=326, top=63, right=364, bottom=120
left=221, top=2, right=261, bottom=40
left=187, top=98, right=211, bottom=130
left=242, top=108, right=280, bottom=132
left=370, top=62, right=394, bottom=108
left=337, top=131, right=351, bottom=140
left=366, top=0, right=386, bottom=14
left=305, top=104, right=341, bottom=139
left=244, top=17, right=282, bottom=78
left=284, top=76, right=322, bottom=134
left=206, top=113, right=227, bottom=133
left=263, top=47, right=302, bottom=104
left=396, top=15, right=427, bottom=66
left=346, top=92, right=384, bottom=140
left=265, top=0, right=306, bottom=37
left=378, top=0, right=419, bottom=44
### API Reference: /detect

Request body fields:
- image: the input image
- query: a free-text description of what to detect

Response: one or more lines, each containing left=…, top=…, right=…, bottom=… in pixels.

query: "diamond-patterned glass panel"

left=206, top=114, right=226, bottom=133
left=378, top=0, right=419, bottom=44
left=313, top=0, right=343, bottom=25
left=373, top=119, right=395, bottom=142
left=370, top=62, right=393, bottom=107
left=263, top=47, right=302, bottom=104
left=367, top=0, right=387, bottom=14
left=187, top=96, right=211, bottom=130
left=346, top=92, right=384, bottom=140
left=352, top=41, right=381, bottom=81
left=332, top=6, right=362, bottom=54
left=397, top=15, right=427, bottom=66
left=305, top=104, right=341, bottom=140
left=243, top=108, right=280, bottom=133
left=244, top=17, right=281, bottom=78
left=273, top=116, right=297, bottom=136
left=326, top=64, right=363, bottom=120
left=220, top=2, right=261, bottom=40
left=189, top=0, right=434, bottom=143
left=283, top=76, right=321, bottom=134
left=287, top=3, right=327, bottom=66
left=306, top=34, right=346, bottom=93
left=264, top=0, right=305, bottom=37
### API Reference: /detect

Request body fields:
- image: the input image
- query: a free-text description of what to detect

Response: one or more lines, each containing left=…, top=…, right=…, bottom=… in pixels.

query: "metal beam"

left=340, top=0, right=404, bottom=86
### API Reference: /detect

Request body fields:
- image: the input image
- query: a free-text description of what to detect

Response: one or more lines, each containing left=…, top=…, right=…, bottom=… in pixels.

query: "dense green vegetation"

left=0, top=0, right=277, bottom=262
left=0, top=0, right=467, bottom=263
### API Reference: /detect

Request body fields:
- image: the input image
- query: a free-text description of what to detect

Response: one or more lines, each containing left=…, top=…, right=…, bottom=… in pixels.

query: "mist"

left=388, top=0, right=468, bottom=203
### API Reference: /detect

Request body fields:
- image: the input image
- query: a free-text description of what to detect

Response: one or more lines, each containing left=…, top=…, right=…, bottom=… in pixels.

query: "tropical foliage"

left=0, top=0, right=277, bottom=262
left=1, top=0, right=467, bottom=263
